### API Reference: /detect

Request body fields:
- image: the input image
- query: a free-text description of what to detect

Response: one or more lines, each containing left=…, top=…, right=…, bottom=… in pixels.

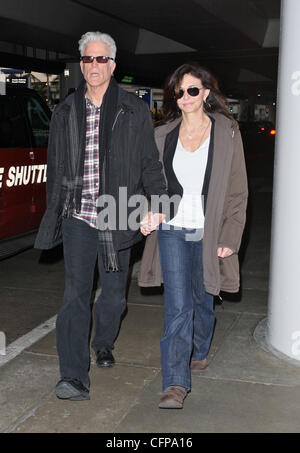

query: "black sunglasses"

left=175, top=87, right=204, bottom=100
left=80, top=56, right=115, bottom=64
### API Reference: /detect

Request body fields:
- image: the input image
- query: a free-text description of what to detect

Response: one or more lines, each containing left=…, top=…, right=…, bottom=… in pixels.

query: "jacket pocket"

left=34, top=209, right=62, bottom=249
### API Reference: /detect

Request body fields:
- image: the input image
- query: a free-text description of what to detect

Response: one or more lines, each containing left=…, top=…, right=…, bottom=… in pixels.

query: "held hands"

left=217, top=247, right=234, bottom=258
left=140, top=216, right=235, bottom=257
left=140, top=212, right=165, bottom=236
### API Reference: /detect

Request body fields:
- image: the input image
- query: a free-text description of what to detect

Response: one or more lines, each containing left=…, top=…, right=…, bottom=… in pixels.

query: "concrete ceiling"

left=0, top=0, right=281, bottom=97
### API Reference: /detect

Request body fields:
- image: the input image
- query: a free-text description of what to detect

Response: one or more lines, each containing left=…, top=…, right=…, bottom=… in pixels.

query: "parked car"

left=238, top=120, right=276, bottom=158
left=0, top=84, right=51, bottom=258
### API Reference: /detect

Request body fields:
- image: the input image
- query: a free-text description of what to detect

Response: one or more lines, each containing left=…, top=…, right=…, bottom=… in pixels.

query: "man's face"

left=80, top=40, right=116, bottom=90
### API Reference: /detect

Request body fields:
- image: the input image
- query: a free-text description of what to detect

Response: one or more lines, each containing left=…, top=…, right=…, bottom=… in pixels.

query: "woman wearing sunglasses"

left=139, top=62, right=248, bottom=409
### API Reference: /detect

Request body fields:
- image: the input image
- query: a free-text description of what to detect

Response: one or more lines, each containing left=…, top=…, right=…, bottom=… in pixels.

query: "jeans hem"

left=60, top=374, right=90, bottom=390
left=163, top=376, right=190, bottom=393
left=92, top=343, right=114, bottom=354
left=191, top=355, right=208, bottom=361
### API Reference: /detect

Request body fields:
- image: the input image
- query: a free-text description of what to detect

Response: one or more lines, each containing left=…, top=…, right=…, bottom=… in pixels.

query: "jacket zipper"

left=112, top=108, right=124, bottom=132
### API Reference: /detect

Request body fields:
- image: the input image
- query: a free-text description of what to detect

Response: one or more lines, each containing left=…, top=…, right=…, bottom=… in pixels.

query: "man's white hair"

left=78, top=31, right=117, bottom=61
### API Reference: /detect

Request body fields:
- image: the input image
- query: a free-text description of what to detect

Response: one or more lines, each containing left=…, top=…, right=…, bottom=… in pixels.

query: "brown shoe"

left=190, top=358, right=208, bottom=371
left=158, top=385, right=187, bottom=409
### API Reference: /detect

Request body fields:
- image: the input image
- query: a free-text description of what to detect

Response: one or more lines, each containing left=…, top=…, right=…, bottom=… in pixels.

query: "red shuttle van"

left=0, top=84, right=51, bottom=258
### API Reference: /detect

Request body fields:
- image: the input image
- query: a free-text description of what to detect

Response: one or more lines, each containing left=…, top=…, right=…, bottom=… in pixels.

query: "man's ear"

left=111, top=61, right=116, bottom=76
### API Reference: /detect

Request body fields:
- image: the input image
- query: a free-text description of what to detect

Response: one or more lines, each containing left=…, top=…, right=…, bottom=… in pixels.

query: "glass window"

left=25, top=95, right=50, bottom=147
left=0, top=95, right=30, bottom=148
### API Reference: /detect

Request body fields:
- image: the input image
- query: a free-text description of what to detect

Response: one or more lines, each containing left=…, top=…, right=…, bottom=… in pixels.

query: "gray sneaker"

left=55, top=378, right=90, bottom=401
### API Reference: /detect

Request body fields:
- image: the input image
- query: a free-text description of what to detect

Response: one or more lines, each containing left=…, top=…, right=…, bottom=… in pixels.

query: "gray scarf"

left=61, top=78, right=120, bottom=271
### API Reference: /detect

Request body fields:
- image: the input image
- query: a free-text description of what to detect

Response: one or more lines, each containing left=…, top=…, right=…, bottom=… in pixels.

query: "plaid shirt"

left=73, top=97, right=100, bottom=228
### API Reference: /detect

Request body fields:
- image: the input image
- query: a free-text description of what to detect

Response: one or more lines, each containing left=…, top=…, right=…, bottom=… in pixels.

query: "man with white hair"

left=35, top=31, right=166, bottom=400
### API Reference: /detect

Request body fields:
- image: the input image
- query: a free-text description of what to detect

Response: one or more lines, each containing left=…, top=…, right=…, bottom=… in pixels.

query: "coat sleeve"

left=140, top=103, right=167, bottom=202
left=217, top=128, right=248, bottom=253
left=138, top=230, right=163, bottom=287
left=45, top=108, right=62, bottom=207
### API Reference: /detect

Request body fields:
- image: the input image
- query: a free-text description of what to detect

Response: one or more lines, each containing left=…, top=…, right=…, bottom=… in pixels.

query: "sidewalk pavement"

left=0, top=189, right=300, bottom=433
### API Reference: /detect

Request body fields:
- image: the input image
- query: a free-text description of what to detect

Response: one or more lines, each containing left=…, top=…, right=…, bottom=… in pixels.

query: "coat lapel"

left=163, top=122, right=182, bottom=195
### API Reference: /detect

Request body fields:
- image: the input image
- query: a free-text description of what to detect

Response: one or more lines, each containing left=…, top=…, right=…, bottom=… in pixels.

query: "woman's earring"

left=204, top=99, right=211, bottom=109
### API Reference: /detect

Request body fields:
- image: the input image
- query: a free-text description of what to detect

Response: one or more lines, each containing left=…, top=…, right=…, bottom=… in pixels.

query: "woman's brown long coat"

left=138, top=113, right=248, bottom=296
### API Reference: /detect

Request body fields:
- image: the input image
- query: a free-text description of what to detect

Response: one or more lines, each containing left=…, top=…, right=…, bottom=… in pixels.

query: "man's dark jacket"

left=34, top=79, right=167, bottom=252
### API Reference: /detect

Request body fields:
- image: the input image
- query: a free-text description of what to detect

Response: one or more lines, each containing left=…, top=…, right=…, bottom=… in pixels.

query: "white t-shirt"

left=166, top=136, right=210, bottom=229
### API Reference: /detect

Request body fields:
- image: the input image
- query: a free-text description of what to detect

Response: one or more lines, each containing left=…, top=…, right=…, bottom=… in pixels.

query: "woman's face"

left=176, top=73, right=210, bottom=115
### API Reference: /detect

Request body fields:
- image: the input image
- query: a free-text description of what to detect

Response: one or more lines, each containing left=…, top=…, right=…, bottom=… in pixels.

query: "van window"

left=0, top=95, right=31, bottom=148
left=25, top=96, right=50, bottom=147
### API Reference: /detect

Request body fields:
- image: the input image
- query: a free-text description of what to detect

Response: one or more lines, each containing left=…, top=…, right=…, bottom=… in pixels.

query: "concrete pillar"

left=267, top=0, right=300, bottom=362
left=60, top=62, right=82, bottom=100
left=247, top=94, right=255, bottom=121
left=0, top=73, right=6, bottom=95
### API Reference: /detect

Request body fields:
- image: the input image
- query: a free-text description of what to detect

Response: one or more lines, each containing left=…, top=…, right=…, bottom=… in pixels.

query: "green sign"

left=121, top=75, right=134, bottom=84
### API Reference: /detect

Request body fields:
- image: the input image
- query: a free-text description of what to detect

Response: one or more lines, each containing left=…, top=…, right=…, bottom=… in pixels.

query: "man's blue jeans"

left=157, top=225, right=215, bottom=392
left=56, top=217, right=131, bottom=389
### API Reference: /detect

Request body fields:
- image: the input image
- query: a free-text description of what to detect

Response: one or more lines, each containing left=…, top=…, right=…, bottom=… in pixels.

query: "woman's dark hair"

left=161, top=62, right=232, bottom=124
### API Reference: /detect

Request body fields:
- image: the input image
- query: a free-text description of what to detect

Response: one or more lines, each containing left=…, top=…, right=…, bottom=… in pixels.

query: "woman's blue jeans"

left=158, top=225, right=215, bottom=392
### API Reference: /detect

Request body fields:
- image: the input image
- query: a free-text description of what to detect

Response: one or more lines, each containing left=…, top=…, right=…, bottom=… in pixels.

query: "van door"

left=0, top=94, right=34, bottom=240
